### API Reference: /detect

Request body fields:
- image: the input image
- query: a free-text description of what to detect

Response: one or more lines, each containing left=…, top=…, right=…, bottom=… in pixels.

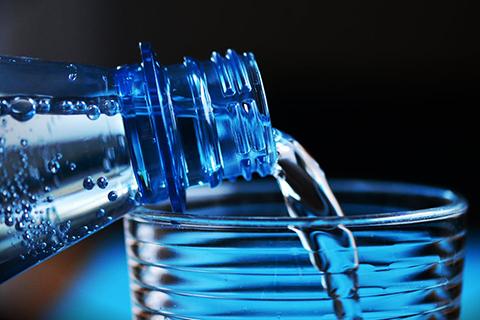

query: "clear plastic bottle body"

left=0, top=113, right=138, bottom=280
left=0, top=44, right=277, bottom=282
left=0, top=56, right=139, bottom=281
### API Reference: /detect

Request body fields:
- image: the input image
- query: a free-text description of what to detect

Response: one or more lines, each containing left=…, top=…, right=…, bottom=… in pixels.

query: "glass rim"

left=129, top=179, right=468, bottom=228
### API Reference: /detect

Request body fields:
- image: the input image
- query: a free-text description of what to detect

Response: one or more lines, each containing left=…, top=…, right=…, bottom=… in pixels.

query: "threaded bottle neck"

left=115, top=43, right=276, bottom=211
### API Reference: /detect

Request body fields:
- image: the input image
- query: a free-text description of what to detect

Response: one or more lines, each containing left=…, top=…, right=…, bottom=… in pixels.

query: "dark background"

left=2, top=0, right=477, bottom=213
left=0, top=0, right=478, bottom=318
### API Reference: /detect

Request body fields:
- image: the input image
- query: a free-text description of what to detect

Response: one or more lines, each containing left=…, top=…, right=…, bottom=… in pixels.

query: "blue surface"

left=44, top=234, right=131, bottom=320
left=46, top=232, right=480, bottom=319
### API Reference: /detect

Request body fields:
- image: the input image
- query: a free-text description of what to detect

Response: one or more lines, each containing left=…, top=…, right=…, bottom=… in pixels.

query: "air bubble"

left=0, top=100, right=9, bottom=115
left=47, top=160, right=60, bottom=174
left=44, top=186, right=51, bottom=193
left=67, top=64, right=78, bottom=81
left=103, top=99, right=120, bottom=116
left=37, top=98, right=51, bottom=113
left=83, top=176, right=95, bottom=190
left=4, top=215, right=14, bottom=227
left=108, top=191, right=118, bottom=202
left=46, top=195, right=54, bottom=203
left=22, top=212, right=30, bottom=222
left=15, top=220, right=25, bottom=231
left=61, top=100, right=74, bottom=113
left=69, top=162, right=77, bottom=171
left=10, top=97, right=36, bottom=121
left=87, top=105, right=100, bottom=120
left=96, top=208, right=106, bottom=218
left=97, top=176, right=108, bottom=189
left=29, top=195, right=37, bottom=203
left=20, top=139, right=28, bottom=147
left=75, top=101, right=87, bottom=112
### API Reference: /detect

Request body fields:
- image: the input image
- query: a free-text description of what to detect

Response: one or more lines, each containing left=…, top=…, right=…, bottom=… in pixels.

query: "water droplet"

left=22, top=212, right=30, bottom=222
left=15, top=220, right=25, bottom=231
left=86, top=105, right=100, bottom=120
left=83, top=176, right=95, bottom=190
left=0, top=100, right=9, bottom=115
left=4, top=215, right=14, bottom=227
left=22, top=232, right=31, bottom=241
left=69, top=162, right=77, bottom=171
left=67, top=64, right=78, bottom=81
left=56, top=152, right=63, bottom=160
left=103, top=99, right=120, bottom=116
left=97, top=176, right=108, bottom=189
left=96, top=208, right=106, bottom=218
left=108, top=191, right=118, bottom=202
left=44, top=186, right=51, bottom=193
left=37, top=98, right=51, bottom=113
left=46, top=195, right=54, bottom=203
left=22, top=202, right=32, bottom=212
left=20, top=139, right=28, bottom=147
left=61, top=100, right=74, bottom=113
left=47, top=160, right=60, bottom=174
left=75, top=100, right=87, bottom=112
left=0, top=137, right=5, bottom=145
left=9, top=97, right=36, bottom=121
left=29, top=194, right=37, bottom=203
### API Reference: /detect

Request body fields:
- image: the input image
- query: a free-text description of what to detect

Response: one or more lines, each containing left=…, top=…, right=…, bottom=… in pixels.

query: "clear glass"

left=124, top=179, right=467, bottom=320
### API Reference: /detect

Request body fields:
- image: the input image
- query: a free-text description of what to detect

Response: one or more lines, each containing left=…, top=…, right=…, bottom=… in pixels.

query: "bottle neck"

left=115, top=43, right=276, bottom=212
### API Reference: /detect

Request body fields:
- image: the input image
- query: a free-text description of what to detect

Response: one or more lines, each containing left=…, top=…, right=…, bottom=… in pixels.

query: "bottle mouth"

left=116, top=43, right=277, bottom=212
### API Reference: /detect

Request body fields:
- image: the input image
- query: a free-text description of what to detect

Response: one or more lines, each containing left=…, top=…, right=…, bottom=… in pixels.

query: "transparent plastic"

left=0, top=43, right=276, bottom=282
left=125, top=179, right=467, bottom=319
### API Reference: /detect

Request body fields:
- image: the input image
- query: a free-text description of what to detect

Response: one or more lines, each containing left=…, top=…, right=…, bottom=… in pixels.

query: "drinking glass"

left=124, top=179, right=467, bottom=319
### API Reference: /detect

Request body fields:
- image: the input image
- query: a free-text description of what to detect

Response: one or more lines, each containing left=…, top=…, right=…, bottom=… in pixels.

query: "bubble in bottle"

left=103, top=99, right=120, bottom=116
left=83, top=176, right=95, bottom=190
left=9, top=97, right=36, bottom=121
left=61, top=100, right=74, bottom=113
left=47, top=160, right=60, bottom=174
left=96, top=208, right=106, bottom=218
left=4, top=215, right=14, bottom=227
left=75, top=100, right=87, bottom=112
left=37, top=98, right=51, bottom=113
left=108, top=191, right=118, bottom=202
left=87, top=105, right=101, bottom=120
left=15, top=220, right=25, bottom=231
left=0, top=100, right=9, bottom=115
left=67, top=64, right=78, bottom=81
left=97, top=176, right=108, bottom=189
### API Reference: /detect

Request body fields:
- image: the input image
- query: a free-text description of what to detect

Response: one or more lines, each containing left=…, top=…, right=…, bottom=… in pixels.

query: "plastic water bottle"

left=0, top=43, right=277, bottom=282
